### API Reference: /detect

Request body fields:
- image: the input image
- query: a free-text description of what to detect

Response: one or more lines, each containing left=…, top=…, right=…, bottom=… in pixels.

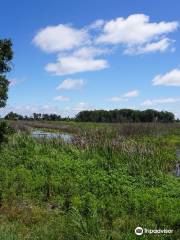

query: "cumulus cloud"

left=152, top=68, right=180, bottom=86
left=96, top=14, right=178, bottom=54
left=88, top=19, right=105, bottom=30
left=33, top=14, right=178, bottom=76
left=57, top=78, right=85, bottom=90
left=33, top=24, right=89, bottom=53
left=107, top=89, right=139, bottom=102
left=73, top=46, right=109, bottom=58
left=141, top=98, right=180, bottom=106
left=96, top=14, right=177, bottom=44
left=33, top=23, right=110, bottom=75
left=53, top=96, right=70, bottom=101
left=124, top=38, right=173, bottom=55
left=45, top=55, right=108, bottom=75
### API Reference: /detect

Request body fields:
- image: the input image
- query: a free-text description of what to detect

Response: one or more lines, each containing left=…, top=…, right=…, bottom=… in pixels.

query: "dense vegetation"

left=76, top=109, right=175, bottom=123
left=3, top=109, right=176, bottom=123
left=0, top=122, right=179, bottom=239
left=0, top=38, right=13, bottom=144
left=0, top=38, right=179, bottom=239
left=0, top=39, right=13, bottom=108
left=4, top=112, right=68, bottom=121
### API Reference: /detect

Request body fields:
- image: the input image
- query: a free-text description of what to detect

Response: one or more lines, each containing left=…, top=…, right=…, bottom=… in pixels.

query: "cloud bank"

left=33, top=14, right=178, bottom=75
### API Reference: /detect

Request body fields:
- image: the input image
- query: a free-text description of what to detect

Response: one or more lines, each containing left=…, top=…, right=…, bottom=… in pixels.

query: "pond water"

left=31, top=130, right=72, bottom=142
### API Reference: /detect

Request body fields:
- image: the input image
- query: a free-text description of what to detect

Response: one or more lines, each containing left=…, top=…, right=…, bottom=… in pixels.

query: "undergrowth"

left=0, top=124, right=180, bottom=239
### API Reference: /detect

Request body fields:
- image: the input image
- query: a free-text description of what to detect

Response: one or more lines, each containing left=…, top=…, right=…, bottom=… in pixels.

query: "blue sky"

left=0, top=0, right=180, bottom=117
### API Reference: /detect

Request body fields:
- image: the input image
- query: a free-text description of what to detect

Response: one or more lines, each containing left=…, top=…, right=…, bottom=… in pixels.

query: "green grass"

left=0, top=123, right=180, bottom=239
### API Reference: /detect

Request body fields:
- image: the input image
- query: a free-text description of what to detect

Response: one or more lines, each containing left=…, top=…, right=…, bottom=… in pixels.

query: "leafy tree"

left=33, top=113, right=41, bottom=120
left=0, top=39, right=13, bottom=107
left=41, top=113, right=61, bottom=121
left=0, top=39, right=13, bottom=143
left=5, top=111, right=23, bottom=120
left=76, top=109, right=175, bottom=123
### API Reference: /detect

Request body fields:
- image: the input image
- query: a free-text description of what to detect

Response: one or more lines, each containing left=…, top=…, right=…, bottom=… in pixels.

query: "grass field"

left=0, top=121, right=180, bottom=239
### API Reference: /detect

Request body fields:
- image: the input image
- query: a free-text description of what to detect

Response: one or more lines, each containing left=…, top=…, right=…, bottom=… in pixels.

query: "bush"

left=0, top=121, right=14, bottom=144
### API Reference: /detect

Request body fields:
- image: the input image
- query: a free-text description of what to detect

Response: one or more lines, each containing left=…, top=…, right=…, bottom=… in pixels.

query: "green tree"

left=75, top=109, right=175, bottom=123
left=0, top=39, right=13, bottom=143
left=0, top=39, right=13, bottom=107
left=5, top=111, right=23, bottom=120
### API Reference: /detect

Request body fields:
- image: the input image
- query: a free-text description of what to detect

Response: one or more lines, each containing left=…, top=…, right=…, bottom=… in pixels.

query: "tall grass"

left=0, top=123, right=180, bottom=239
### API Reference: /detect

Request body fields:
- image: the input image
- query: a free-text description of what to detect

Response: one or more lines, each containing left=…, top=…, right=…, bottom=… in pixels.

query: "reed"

left=0, top=123, right=179, bottom=239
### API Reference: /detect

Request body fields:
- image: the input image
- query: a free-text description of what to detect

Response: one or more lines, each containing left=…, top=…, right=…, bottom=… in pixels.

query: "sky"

left=0, top=0, right=180, bottom=118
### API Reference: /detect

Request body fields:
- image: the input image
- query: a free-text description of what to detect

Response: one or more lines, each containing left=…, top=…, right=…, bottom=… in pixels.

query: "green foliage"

left=0, top=38, right=13, bottom=107
left=76, top=109, right=175, bottom=123
left=0, top=75, right=9, bottom=108
left=4, top=111, right=23, bottom=120
left=0, top=124, right=179, bottom=239
left=0, top=121, right=14, bottom=144
left=0, top=39, right=13, bottom=73
left=0, top=38, right=13, bottom=144
left=3, top=109, right=175, bottom=123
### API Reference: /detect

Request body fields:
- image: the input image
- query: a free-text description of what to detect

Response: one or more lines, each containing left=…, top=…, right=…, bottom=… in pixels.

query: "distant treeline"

left=76, top=109, right=176, bottom=123
left=3, top=109, right=178, bottom=123
left=4, top=112, right=70, bottom=121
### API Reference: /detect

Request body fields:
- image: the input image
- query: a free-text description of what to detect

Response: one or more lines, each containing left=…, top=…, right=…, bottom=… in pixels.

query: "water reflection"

left=31, top=130, right=72, bottom=142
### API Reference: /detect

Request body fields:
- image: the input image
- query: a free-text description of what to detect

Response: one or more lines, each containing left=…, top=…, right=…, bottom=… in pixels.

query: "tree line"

left=4, top=112, right=70, bottom=121
left=75, top=109, right=175, bottom=123
left=3, top=109, right=177, bottom=123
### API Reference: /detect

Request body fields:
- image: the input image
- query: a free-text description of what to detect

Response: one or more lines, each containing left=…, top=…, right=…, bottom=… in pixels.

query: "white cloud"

left=88, top=19, right=105, bottom=30
left=57, top=78, right=85, bottom=90
left=152, top=68, right=180, bottom=86
left=46, top=46, right=110, bottom=75
left=53, top=96, right=70, bottom=101
left=97, top=14, right=178, bottom=44
left=107, top=89, right=139, bottom=102
left=96, top=14, right=178, bottom=54
left=141, top=98, right=179, bottom=106
left=124, top=38, right=172, bottom=55
left=33, top=15, right=178, bottom=76
left=33, top=24, right=89, bottom=53
left=45, top=55, right=108, bottom=75
left=33, top=23, right=109, bottom=75
left=123, top=90, right=139, bottom=97
left=73, top=46, right=109, bottom=58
